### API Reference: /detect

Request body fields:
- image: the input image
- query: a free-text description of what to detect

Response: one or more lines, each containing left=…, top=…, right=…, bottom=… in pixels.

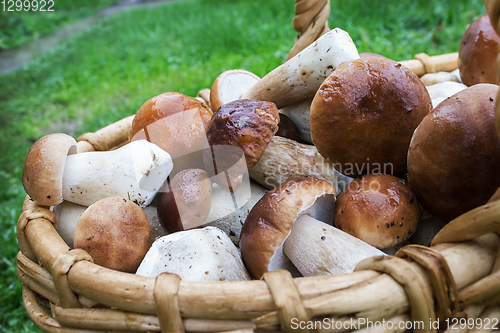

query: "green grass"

left=0, top=0, right=120, bottom=50
left=0, top=0, right=486, bottom=331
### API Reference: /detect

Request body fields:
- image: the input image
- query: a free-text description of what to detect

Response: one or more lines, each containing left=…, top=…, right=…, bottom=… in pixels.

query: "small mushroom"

left=136, top=226, right=251, bottom=281
left=408, top=83, right=500, bottom=222
left=283, top=215, right=385, bottom=276
left=73, top=197, right=151, bottom=273
left=333, top=174, right=420, bottom=250
left=241, top=28, right=359, bottom=108
left=458, top=14, right=500, bottom=86
left=310, top=56, right=432, bottom=178
left=23, top=136, right=172, bottom=207
left=240, top=177, right=337, bottom=279
left=130, top=92, right=213, bottom=176
left=203, top=99, right=279, bottom=191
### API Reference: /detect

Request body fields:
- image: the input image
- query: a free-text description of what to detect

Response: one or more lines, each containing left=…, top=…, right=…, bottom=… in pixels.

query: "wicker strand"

left=17, top=202, right=57, bottom=262
left=395, top=245, right=459, bottom=322
left=76, top=115, right=134, bottom=153
left=431, top=199, right=500, bottom=246
left=51, top=249, right=93, bottom=309
left=286, top=0, right=331, bottom=61
left=354, top=255, right=436, bottom=333
left=262, top=270, right=309, bottom=333
left=154, top=273, right=185, bottom=333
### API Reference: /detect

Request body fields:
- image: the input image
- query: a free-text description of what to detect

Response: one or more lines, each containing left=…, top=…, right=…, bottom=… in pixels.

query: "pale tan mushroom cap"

left=22, top=133, right=78, bottom=206
left=73, top=197, right=151, bottom=273
left=239, top=177, right=336, bottom=279
left=210, top=69, right=260, bottom=112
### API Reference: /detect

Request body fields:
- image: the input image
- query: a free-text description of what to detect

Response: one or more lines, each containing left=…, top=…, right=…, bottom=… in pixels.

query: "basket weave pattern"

left=16, top=1, right=500, bottom=332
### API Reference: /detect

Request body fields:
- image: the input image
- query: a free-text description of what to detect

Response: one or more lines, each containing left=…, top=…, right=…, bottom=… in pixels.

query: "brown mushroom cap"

left=310, top=56, right=432, bottom=178
left=239, top=177, right=336, bottom=279
left=203, top=99, right=279, bottom=191
left=333, top=174, right=420, bottom=249
left=22, top=133, right=78, bottom=206
left=407, top=83, right=500, bottom=222
left=130, top=92, right=213, bottom=175
left=73, top=197, right=151, bottom=273
left=458, top=14, right=500, bottom=86
left=157, top=168, right=212, bottom=233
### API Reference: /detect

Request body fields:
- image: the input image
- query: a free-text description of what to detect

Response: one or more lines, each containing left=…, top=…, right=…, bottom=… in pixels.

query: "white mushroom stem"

left=241, top=28, right=359, bottom=108
left=249, top=135, right=353, bottom=193
left=61, top=140, right=173, bottom=207
left=426, top=81, right=467, bottom=108
left=283, top=215, right=385, bottom=276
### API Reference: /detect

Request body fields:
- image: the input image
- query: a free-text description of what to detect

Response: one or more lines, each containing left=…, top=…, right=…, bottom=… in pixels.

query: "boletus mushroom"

left=333, top=174, right=420, bottom=250
left=203, top=99, right=279, bottom=191
left=407, top=83, right=500, bottom=222
left=458, top=14, right=500, bottom=86
left=23, top=136, right=173, bottom=207
left=239, top=177, right=336, bottom=279
left=73, top=197, right=151, bottom=273
left=129, top=92, right=213, bottom=176
left=310, top=56, right=432, bottom=178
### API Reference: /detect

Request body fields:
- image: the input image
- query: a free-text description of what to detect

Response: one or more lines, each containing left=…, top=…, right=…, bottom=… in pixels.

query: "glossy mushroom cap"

left=458, top=14, right=500, bottom=86
left=157, top=168, right=212, bottom=233
left=130, top=92, right=213, bottom=175
left=203, top=99, right=279, bottom=191
left=73, top=197, right=151, bottom=273
left=239, top=177, right=336, bottom=279
left=22, top=133, right=78, bottom=206
left=310, top=56, right=432, bottom=178
left=408, top=83, right=500, bottom=222
left=334, top=174, right=420, bottom=249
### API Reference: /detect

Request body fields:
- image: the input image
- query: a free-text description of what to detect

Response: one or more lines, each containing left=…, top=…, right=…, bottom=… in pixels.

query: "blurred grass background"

left=0, top=0, right=486, bottom=331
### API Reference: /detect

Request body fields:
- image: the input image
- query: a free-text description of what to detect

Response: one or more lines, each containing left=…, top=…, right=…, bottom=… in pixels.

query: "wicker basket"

left=16, top=1, right=500, bottom=332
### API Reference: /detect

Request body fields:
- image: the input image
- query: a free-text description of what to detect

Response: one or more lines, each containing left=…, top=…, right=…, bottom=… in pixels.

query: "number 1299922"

left=2, top=0, right=54, bottom=11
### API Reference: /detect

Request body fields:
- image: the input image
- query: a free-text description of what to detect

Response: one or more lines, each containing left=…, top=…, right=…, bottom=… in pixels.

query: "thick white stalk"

left=242, top=28, right=359, bottom=108
left=283, top=215, right=385, bottom=276
left=62, top=140, right=173, bottom=207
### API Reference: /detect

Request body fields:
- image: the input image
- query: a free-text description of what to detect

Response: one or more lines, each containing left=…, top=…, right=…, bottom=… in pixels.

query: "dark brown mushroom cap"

left=203, top=99, right=279, bottom=190
left=458, top=14, right=500, bottom=86
left=407, top=83, right=500, bottom=222
left=130, top=92, right=213, bottom=175
left=334, top=174, right=420, bottom=249
left=73, top=197, right=151, bottom=273
left=310, top=56, right=432, bottom=178
left=157, top=168, right=212, bottom=233
left=22, top=133, right=78, bottom=206
left=239, top=177, right=336, bottom=279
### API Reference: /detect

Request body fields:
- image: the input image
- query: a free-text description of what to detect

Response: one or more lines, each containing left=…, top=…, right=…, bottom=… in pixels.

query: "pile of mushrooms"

left=21, top=16, right=500, bottom=284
